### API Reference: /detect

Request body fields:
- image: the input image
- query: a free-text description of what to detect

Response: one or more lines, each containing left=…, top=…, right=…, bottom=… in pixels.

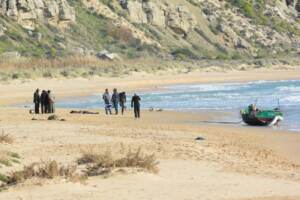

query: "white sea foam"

left=277, top=86, right=300, bottom=92
left=281, top=96, right=300, bottom=103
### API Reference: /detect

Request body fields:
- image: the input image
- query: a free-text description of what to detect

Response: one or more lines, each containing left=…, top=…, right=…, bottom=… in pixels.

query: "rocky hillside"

left=0, top=0, right=300, bottom=60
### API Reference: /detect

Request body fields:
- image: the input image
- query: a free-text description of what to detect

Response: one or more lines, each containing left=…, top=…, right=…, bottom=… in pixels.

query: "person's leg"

left=134, top=106, right=138, bottom=118
left=41, top=104, right=44, bottom=114
left=35, top=103, right=39, bottom=114
left=115, top=103, right=118, bottom=115
left=52, top=104, right=55, bottom=113
left=108, top=105, right=112, bottom=115
left=49, top=104, right=53, bottom=114
left=137, top=105, right=140, bottom=118
left=105, top=104, right=108, bottom=115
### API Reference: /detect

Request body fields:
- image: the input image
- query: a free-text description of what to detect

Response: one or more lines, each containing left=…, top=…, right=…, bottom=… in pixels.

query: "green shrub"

left=171, top=48, right=199, bottom=60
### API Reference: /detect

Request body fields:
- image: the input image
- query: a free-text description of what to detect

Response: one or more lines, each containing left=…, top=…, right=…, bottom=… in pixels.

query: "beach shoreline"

left=1, top=68, right=300, bottom=106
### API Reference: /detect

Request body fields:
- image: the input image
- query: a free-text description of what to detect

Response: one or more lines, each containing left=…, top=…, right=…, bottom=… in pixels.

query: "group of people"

left=33, top=89, right=55, bottom=114
left=32, top=88, right=141, bottom=118
left=102, top=88, right=141, bottom=118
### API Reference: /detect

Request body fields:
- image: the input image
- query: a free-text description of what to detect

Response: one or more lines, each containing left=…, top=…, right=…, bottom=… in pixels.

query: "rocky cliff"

left=0, top=0, right=299, bottom=59
left=0, top=0, right=75, bottom=30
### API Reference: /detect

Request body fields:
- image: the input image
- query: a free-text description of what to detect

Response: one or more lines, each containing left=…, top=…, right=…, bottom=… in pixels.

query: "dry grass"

left=0, top=130, right=13, bottom=144
left=0, top=151, right=20, bottom=167
left=5, top=161, right=81, bottom=186
left=78, top=147, right=159, bottom=176
left=0, top=55, right=300, bottom=82
left=0, top=147, right=158, bottom=188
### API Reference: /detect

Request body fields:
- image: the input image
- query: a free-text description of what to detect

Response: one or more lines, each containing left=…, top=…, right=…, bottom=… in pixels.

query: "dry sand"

left=0, top=69, right=300, bottom=200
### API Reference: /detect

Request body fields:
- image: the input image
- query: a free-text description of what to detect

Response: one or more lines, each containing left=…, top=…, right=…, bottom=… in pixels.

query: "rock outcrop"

left=127, top=0, right=196, bottom=37
left=0, top=0, right=75, bottom=30
left=0, top=0, right=299, bottom=58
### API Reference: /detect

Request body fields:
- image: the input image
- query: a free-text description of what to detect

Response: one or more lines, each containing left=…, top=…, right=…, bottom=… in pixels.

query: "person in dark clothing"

left=44, top=91, right=50, bottom=113
left=131, top=93, right=141, bottom=118
left=119, top=92, right=127, bottom=115
left=40, top=90, right=47, bottom=114
left=33, top=89, right=40, bottom=114
left=111, top=88, right=119, bottom=115
left=103, top=89, right=112, bottom=115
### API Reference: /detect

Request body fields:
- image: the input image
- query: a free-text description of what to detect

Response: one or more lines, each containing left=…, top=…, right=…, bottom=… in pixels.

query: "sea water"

left=56, top=80, right=300, bottom=132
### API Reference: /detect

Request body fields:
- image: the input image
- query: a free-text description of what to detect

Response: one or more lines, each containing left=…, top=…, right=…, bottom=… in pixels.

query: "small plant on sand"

left=5, top=161, right=82, bottom=186
left=0, top=173, right=8, bottom=183
left=0, top=151, right=20, bottom=167
left=0, top=130, right=13, bottom=144
left=0, top=158, right=12, bottom=167
left=78, top=147, right=159, bottom=176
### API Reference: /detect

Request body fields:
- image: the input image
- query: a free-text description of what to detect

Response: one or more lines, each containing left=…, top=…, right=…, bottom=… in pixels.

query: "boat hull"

left=240, top=109, right=283, bottom=126
left=242, top=114, right=275, bottom=126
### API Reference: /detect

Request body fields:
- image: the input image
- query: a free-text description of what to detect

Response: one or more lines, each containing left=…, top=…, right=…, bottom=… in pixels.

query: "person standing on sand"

left=111, top=88, right=119, bottom=115
left=103, top=89, right=112, bottom=115
left=48, top=90, right=55, bottom=113
left=119, top=92, right=127, bottom=115
left=44, top=90, right=50, bottom=113
left=33, top=89, right=40, bottom=114
left=40, top=90, right=47, bottom=114
left=131, top=93, right=141, bottom=118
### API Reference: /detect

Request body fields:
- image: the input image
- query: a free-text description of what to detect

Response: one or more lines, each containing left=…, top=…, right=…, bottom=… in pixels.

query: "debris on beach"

left=156, top=108, right=163, bottom=112
left=70, top=110, right=99, bottom=115
left=195, top=137, right=205, bottom=141
left=48, top=115, right=66, bottom=121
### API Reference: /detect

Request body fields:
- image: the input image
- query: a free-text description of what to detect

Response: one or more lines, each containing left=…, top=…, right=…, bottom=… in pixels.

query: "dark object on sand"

left=149, top=107, right=154, bottom=112
left=70, top=110, right=99, bottom=115
left=195, top=137, right=205, bottom=141
left=48, top=115, right=59, bottom=121
left=156, top=108, right=163, bottom=112
left=31, top=118, right=38, bottom=121
left=240, top=106, right=283, bottom=126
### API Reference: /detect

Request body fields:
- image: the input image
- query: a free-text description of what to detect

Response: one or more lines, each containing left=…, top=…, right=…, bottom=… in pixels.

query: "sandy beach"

left=1, top=69, right=300, bottom=200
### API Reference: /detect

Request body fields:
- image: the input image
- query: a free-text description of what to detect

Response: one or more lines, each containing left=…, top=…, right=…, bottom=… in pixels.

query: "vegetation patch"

left=0, top=131, right=13, bottom=144
left=0, top=147, right=159, bottom=190
left=4, top=161, right=80, bottom=186
left=0, top=151, right=20, bottom=167
left=78, top=147, right=159, bottom=176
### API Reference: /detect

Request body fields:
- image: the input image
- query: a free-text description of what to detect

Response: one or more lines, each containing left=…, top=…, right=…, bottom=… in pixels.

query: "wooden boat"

left=240, top=106, right=283, bottom=126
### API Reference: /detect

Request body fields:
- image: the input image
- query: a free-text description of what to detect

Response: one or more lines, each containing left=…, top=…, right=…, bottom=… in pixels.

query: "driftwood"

left=70, top=110, right=99, bottom=115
